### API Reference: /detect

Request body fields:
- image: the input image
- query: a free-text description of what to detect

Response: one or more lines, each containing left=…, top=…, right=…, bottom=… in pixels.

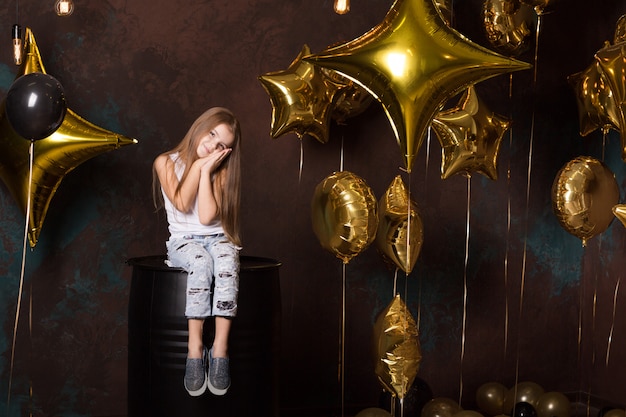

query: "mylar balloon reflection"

left=374, top=294, right=421, bottom=400
left=311, top=171, right=378, bottom=264
left=376, top=175, right=423, bottom=274
left=304, top=0, right=531, bottom=172
left=0, top=28, right=137, bottom=247
left=432, top=86, right=510, bottom=180
left=551, top=156, right=619, bottom=247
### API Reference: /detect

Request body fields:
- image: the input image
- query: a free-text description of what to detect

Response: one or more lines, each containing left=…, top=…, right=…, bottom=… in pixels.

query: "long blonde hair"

left=153, top=107, right=242, bottom=246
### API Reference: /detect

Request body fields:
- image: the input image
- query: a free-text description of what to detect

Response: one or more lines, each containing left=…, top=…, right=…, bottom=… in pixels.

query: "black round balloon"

left=5, top=72, right=67, bottom=141
left=512, top=402, right=538, bottom=417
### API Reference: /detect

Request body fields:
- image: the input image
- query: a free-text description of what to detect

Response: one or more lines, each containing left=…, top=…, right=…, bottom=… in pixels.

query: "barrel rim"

left=126, top=254, right=282, bottom=271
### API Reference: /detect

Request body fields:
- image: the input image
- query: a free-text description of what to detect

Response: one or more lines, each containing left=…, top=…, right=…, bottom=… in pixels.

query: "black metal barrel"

left=127, top=255, right=281, bottom=417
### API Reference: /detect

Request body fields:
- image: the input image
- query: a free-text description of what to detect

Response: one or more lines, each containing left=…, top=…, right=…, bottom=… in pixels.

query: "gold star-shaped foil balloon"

left=595, top=41, right=626, bottom=161
left=376, top=175, right=423, bottom=274
left=431, top=85, right=510, bottom=180
left=258, top=44, right=341, bottom=144
left=568, top=58, right=620, bottom=138
left=304, top=0, right=531, bottom=172
left=374, top=294, right=421, bottom=400
left=0, top=28, right=138, bottom=247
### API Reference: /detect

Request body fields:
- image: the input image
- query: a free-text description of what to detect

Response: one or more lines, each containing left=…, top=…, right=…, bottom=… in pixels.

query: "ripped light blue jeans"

left=166, top=234, right=240, bottom=318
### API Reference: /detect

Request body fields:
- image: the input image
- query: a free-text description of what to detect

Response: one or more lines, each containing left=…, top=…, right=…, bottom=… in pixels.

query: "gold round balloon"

left=483, top=0, right=536, bottom=57
left=535, top=391, right=570, bottom=417
left=376, top=175, right=423, bottom=274
left=304, top=0, right=531, bottom=172
left=311, top=171, right=378, bottom=263
left=502, top=381, right=544, bottom=412
left=422, top=398, right=462, bottom=417
left=476, top=381, right=507, bottom=416
left=551, top=156, right=619, bottom=247
left=373, top=295, right=421, bottom=400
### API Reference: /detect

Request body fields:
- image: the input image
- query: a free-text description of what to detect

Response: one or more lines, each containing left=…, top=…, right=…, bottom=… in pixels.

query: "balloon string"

left=504, top=73, right=514, bottom=361
left=417, top=135, right=430, bottom=332
left=424, top=127, right=431, bottom=189
left=340, top=134, right=345, bottom=172
left=606, top=276, right=620, bottom=366
left=8, top=139, right=34, bottom=410
left=514, top=9, right=542, bottom=391
left=339, top=261, right=346, bottom=417
left=459, top=176, right=470, bottom=406
left=298, top=136, right=304, bottom=184
left=575, top=248, right=587, bottom=411
left=393, top=267, right=398, bottom=297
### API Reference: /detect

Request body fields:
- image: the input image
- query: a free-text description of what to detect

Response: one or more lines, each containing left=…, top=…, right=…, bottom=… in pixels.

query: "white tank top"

left=162, top=153, right=224, bottom=238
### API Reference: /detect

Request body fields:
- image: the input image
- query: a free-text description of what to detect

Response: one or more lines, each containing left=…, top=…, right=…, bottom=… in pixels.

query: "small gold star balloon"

left=568, top=59, right=620, bottom=138
left=304, top=0, right=531, bottom=172
left=258, top=44, right=340, bottom=144
left=431, top=85, right=510, bottom=180
left=595, top=40, right=626, bottom=161
left=0, top=28, right=138, bottom=247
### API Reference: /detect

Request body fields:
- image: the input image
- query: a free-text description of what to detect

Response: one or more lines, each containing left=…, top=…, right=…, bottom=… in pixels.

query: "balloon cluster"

left=311, top=173, right=424, bottom=271
left=260, top=0, right=531, bottom=173
left=419, top=381, right=571, bottom=417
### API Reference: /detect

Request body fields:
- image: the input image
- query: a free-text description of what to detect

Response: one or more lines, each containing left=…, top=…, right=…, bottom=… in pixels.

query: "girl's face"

left=196, top=123, right=235, bottom=158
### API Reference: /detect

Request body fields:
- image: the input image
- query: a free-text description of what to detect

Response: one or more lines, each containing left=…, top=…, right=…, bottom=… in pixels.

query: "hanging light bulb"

left=334, top=0, right=350, bottom=15
left=12, top=24, right=22, bottom=66
left=55, top=0, right=74, bottom=16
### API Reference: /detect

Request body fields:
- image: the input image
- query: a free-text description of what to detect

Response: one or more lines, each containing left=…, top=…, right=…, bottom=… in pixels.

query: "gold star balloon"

left=0, top=28, right=138, bottom=247
left=595, top=41, right=626, bottom=161
left=568, top=58, right=620, bottom=138
left=431, top=85, right=510, bottom=180
left=258, top=44, right=341, bottom=144
left=304, top=0, right=531, bottom=172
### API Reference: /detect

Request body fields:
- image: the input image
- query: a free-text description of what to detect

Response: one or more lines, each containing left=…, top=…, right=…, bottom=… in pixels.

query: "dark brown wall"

left=0, top=1, right=625, bottom=416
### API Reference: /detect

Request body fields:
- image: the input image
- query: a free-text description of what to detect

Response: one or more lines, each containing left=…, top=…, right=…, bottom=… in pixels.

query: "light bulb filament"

left=334, top=0, right=350, bottom=15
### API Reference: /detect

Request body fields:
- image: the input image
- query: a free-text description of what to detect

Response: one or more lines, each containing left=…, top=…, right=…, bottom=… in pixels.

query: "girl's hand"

left=198, top=148, right=231, bottom=174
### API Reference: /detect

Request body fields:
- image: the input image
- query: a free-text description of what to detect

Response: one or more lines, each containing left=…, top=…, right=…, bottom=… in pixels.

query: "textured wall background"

left=0, top=0, right=625, bottom=416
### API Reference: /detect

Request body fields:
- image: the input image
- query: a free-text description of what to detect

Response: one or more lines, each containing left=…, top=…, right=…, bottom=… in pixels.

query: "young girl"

left=153, top=107, right=242, bottom=397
